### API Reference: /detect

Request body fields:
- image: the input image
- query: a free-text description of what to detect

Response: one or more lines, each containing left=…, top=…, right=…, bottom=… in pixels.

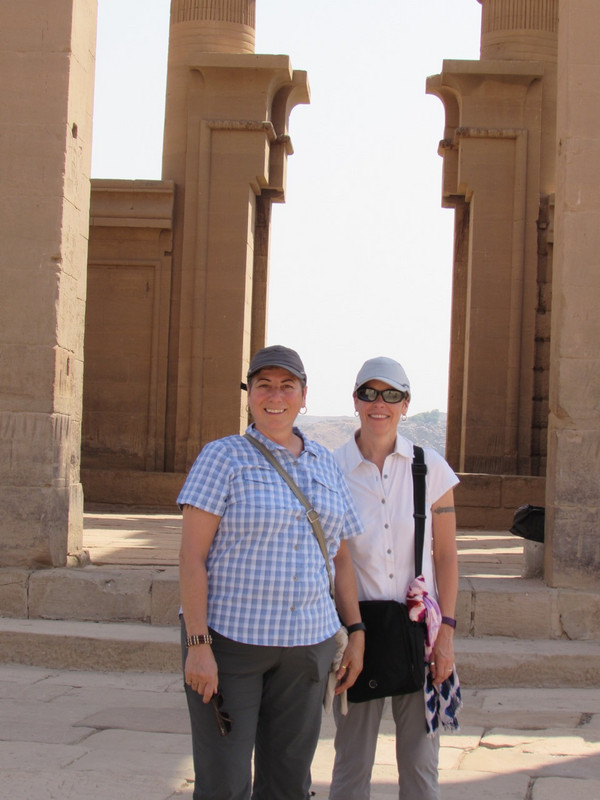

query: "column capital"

left=478, top=0, right=558, bottom=61
left=170, top=0, right=256, bottom=53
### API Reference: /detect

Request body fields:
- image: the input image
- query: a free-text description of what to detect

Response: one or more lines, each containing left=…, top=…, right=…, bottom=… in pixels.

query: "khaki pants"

left=329, top=691, right=440, bottom=800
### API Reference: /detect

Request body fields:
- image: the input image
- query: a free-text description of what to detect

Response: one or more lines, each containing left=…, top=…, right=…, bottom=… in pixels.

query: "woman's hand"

left=334, top=631, right=364, bottom=694
left=184, top=645, right=219, bottom=702
left=430, top=623, right=455, bottom=685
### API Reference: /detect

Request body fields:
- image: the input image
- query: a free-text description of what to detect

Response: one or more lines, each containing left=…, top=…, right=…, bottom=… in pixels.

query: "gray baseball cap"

left=247, top=345, right=307, bottom=385
left=353, top=356, right=410, bottom=394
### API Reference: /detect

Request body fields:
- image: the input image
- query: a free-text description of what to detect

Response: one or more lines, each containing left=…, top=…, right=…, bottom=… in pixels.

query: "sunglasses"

left=210, top=691, right=233, bottom=737
left=356, top=386, right=406, bottom=404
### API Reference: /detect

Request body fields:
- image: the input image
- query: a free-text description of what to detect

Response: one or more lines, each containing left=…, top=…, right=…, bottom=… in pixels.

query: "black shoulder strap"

left=412, top=445, right=428, bottom=577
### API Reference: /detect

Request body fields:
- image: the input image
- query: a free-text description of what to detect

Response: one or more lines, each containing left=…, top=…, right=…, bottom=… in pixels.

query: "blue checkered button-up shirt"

left=177, top=425, right=363, bottom=647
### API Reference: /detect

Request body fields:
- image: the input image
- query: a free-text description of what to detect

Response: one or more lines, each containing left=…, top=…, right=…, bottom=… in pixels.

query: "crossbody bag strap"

left=411, top=445, right=428, bottom=578
left=243, top=433, right=335, bottom=599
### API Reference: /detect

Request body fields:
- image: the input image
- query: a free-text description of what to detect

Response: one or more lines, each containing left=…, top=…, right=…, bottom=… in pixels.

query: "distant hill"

left=297, top=410, right=447, bottom=455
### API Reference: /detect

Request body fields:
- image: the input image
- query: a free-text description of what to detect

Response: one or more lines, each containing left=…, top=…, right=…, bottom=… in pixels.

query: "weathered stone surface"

left=29, top=567, right=153, bottom=622
left=75, top=707, right=189, bottom=736
left=456, top=582, right=474, bottom=636
left=545, top=0, right=600, bottom=591
left=83, top=728, right=190, bottom=753
left=0, top=485, right=82, bottom=567
left=557, top=589, right=600, bottom=641
left=2, top=662, right=600, bottom=800
left=532, top=777, right=600, bottom=800
left=150, top=569, right=180, bottom=626
left=455, top=637, right=600, bottom=688
left=0, top=618, right=180, bottom=672
left=0, top=568, right=29, bottom=617
left=469, top=578, right=560, bottom=639
left=437, top=771, right=530, bottom=800
left=0, top=0, right=95, bottom=570
left=0, top=770, right=188, bottom=800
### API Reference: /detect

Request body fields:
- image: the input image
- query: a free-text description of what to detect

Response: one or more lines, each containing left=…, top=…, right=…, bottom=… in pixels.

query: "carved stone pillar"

left=0, top=0, right=97, bottom=566
left=428, top=0, right=557, bottom=479
left=162, top=0, right=309, bottom=472
left=545, top=0, right=600, bottom=590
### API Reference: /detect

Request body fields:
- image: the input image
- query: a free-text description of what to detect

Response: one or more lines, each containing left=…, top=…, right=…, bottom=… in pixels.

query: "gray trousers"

left=329, top=691, right=440, bottom=800
left=181, top=623, right=336, bottom=800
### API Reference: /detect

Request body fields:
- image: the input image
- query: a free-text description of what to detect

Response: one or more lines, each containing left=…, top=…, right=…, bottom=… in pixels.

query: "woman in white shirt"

left=329, top=356, right=459, bottom=800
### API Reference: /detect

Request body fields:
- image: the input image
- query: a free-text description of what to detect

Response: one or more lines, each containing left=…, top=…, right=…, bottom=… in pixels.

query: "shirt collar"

left=244, top=423, right=318, bottom=458
left=346, top=430, right=414, bottom=471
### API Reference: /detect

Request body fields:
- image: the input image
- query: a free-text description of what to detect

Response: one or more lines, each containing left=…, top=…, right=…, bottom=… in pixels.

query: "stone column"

left=428, top=0, right=557, bottom=477
left=0, top=0, right=97, bottom=567
left=161, top=0, right=309, bottom=471
left=545, top=0, right=600, bottom=589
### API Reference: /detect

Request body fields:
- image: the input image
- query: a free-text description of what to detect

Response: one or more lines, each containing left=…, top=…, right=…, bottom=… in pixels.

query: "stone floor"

left=2, top=516, right=599, bottom=798
left=0, top=662, right=599, bottom=800
left=82, top=509, right=525, bottom=577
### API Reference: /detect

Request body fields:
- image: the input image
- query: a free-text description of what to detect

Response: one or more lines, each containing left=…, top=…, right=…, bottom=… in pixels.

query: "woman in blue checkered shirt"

left=178, top=345, right=365, bottom=800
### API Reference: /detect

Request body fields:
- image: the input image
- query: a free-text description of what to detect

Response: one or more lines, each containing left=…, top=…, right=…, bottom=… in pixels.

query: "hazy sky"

left=91, top=0, right=482, bottom=417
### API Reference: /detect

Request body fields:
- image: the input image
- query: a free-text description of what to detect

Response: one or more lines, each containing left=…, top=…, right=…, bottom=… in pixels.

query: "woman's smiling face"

left=248, top=367, right=306, bottom=437
left=354, top=379, right=409, bottom=436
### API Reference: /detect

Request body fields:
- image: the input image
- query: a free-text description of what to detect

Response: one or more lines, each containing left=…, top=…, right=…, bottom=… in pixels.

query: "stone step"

left=3, top=563, right=599, bottom=641
left=1, top=617, right=599, bottom=688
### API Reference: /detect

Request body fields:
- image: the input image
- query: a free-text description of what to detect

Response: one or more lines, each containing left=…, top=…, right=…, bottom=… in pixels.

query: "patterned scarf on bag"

left=406, top=575, right=462, bottom=737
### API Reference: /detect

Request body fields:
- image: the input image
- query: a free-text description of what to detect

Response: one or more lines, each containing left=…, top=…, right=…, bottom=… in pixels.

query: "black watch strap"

left=346, top=622, right=367, bottom=635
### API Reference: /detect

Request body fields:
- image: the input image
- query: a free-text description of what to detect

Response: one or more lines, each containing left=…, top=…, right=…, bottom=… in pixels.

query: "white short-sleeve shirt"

left=334, top=433, right=459, bottom=603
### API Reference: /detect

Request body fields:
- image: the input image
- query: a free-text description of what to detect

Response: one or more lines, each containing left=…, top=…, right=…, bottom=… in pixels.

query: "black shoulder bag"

left=347, top=445, right=428, bottom=703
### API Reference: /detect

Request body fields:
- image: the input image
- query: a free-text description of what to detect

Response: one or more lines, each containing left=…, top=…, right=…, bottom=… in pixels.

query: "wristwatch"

left=185, top=633, right=213, bottom=647
left=346, top=622, right=367, bottom=635
left=441, top=616, right=457, bottom=629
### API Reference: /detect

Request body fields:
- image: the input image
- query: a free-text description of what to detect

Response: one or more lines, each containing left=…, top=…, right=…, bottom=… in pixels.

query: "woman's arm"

left=332, top=539, right=364, bottom=692
left=431, top=487, right=459, bottom=684
left=179, top=505, right=221, bottom=702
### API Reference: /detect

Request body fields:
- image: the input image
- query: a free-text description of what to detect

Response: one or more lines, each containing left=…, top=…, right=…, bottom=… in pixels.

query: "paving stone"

left=438, top=746, right=464, bottom=770
left=532, top=776, right=600, bottom=799
left=0, top=677, right=72, bottom=701
left=42, top=668, right=183, bottom=693
left=0, top=770, right=189, bottom=800
left=0, top=700, right=95, bottom=745
left=482, top=727, right=600, bottom=755
left=85, top=729, right=191, bottom=754
left=0, top=664, right=57, bottom=683
left=459, top=706, right=582, bottom=731
left=479, top=687, right=600, bottom=714
left=440, top=726, right=484, bottom=749
left=56, top=684, right=187, bottom=712
left=459, top=744, right=592, bottom=776
left=74, top=706, right=190, bottom=734
left=439, top=770, right=531, bottom=799
left=0, top=741, right=87, bottom=770
left=1, top=664, right=599, bottom=800
left=72, top=747, right=194, bottom=780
